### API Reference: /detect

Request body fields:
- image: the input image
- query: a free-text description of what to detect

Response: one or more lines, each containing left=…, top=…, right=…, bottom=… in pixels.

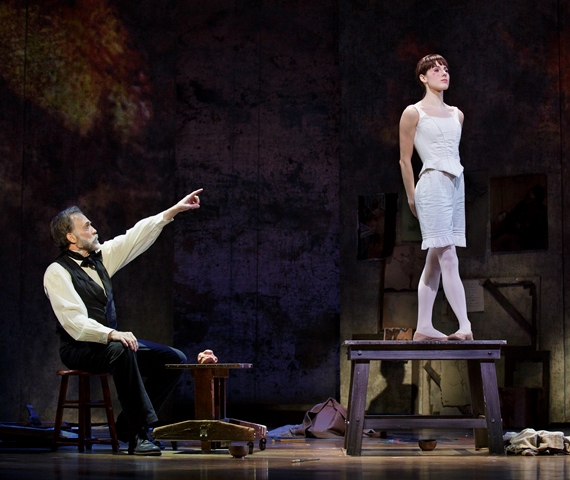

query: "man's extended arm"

left=44, top=190, right=203, bottom=348
left=101, top=189, right=203, bottom=276
left=162, top=189, right=202, bottom=221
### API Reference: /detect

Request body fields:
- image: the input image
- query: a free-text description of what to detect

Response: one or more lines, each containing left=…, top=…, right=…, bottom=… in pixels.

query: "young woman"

left=398, top=54, right=472, bottom=341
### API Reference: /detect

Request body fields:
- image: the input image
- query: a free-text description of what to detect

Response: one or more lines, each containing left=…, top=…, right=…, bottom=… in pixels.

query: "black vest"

left=54, top=253, right=116, bottom=343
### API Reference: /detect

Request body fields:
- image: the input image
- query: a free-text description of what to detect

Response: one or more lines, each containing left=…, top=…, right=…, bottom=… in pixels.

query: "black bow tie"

left=66, top=250, right=102, bottom=269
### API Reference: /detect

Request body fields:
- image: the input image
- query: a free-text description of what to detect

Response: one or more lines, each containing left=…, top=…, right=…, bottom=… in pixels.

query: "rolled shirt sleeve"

left=100, top=212, right=173, bottom=276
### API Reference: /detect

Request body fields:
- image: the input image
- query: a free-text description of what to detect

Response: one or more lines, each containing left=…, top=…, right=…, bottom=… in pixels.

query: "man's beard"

left=76, top=236, right=100, bottom=253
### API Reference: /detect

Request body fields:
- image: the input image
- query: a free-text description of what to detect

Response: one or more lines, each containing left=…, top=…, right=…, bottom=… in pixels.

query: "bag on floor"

left=291, top=397, right=347, bottom=438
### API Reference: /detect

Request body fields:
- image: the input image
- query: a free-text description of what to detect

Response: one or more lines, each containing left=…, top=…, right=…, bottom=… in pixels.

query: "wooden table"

left=343, top=340, right=506, bottom=455
left=165, top=363, right=253, bottom=421
left=157, top=363, right=266, bottom=452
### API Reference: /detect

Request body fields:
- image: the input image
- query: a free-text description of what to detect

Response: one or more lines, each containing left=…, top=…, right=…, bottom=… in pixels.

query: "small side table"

left=166, top=363, right=253, bottom=421
left=157, top=363, right=266, bottom=452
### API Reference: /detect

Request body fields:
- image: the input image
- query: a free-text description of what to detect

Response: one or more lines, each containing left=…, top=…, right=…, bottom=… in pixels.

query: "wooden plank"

left=193, top=369, right=216, bottom=420
left=343, top=340, right=506, bottom=347
left=480, top=361, right=505, bottom=454
left=215, top=378, right=226, bottom=419
left=467, top=360, right=488, bottom=449
left=345, top=361, right=370, bottom=456
left=152, top=420, right=255, bottom=442
left=482, top=279, right=536, bottom=337
left=364, top=417, right=488, bottom=430
left=344, top=342, right=504, bottom=358
left=347, top=350, right=502, bottom=361
left=165, top=363, right=253, bottom=369
left=344, top=361, right=355, bottom=451
left=227, top=418, right=268, bottom=439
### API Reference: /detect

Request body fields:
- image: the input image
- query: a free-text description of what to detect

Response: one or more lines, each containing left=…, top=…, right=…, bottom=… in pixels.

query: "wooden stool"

left=52, top=370, right=119, bottom=453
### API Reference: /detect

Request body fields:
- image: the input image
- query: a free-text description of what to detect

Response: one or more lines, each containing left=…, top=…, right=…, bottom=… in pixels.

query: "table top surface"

left=343, top=340, right=507, bottom=345
left=343, top=340, right=506, bottom=349
left=165, top=363, right=253, bottom=369
left=343, top=340, right=506, bottom=361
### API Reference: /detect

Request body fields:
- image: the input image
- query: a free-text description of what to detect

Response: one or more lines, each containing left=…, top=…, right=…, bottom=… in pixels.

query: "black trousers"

left=59, top=339, right=187, bottom=434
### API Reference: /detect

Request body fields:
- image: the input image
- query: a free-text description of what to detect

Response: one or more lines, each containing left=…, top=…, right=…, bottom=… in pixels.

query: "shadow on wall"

left=367, top=360, right=417, bottom=415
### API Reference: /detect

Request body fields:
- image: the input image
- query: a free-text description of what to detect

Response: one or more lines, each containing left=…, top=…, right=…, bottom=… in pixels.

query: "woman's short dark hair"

left=50, top=206, right=83, bottom=251
left=415, top=54, right=449, bottom=86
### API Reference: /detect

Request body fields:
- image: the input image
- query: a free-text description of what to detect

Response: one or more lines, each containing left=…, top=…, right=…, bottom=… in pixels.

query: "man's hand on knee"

left=108, top=330, right=139, bottom=351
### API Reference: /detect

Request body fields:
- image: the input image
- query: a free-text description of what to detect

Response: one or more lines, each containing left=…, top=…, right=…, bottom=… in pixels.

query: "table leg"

left=192, top=370, right=216, bottom=451
left=214, top=378, right=227, bottom=419
left=193, top=370, right=215, bottom=420
left=192, top=369, right=231, bottom=451
left=467, top=360, right=488, bottom=449
left=480, top=360, right=504, bottom=454
left=345, top=360, right=370, bottom=456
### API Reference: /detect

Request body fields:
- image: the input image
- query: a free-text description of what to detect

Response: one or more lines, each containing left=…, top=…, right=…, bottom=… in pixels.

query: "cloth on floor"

left=268, top=398, right=347, bottom=439
left=504, top=429, right=570, bottom=455
left=267, top=424, right=304, bottom=438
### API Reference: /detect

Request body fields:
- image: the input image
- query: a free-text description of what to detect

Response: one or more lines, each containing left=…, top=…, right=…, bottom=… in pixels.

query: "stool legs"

left=78, top=374, right=88, bottom=452
left=52, top=375, right=70, bottom=452
left=52, top=371, right=119, bottom=453
left=100, top=375, right=119, bottom=452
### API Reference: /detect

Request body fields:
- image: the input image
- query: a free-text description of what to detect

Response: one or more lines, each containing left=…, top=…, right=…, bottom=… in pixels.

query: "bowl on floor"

left=418, top=439, right=437, bottom=451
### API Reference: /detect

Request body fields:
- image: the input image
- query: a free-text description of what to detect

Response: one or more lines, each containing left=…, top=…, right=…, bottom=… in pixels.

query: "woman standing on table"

left=398, top=54, right=472, bottom=341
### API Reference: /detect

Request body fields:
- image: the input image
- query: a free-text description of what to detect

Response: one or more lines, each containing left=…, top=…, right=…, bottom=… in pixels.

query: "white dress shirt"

left=44, top=212, right=173, bottom=344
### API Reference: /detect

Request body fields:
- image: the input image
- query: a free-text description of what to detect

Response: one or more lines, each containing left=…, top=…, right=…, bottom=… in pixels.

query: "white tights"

left=416, top=245, right=471, bottom=337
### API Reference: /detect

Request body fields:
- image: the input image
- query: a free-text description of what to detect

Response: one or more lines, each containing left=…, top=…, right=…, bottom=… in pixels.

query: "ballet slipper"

left=447, top=331, right=474, bottom=341
left=413, top=332, right=448, bottom=341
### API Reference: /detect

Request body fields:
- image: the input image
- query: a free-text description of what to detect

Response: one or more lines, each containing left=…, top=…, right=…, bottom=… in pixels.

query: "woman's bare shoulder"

left=401, top=104, right=419, bottom=119
left=448, top=105, right=464, bottom=124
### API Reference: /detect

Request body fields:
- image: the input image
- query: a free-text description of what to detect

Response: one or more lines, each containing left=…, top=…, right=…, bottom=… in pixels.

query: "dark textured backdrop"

left=0, top=0, right=340, bottom=425
left=1, top=0, right=570, bottom=427
left=172, top=0, right=340, bottom=408
left=0, top=0, right=179, bottom=423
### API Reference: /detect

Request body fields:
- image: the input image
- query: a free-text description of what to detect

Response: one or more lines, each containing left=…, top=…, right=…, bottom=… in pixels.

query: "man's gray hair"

left=50, top=206, right=84, bottom=251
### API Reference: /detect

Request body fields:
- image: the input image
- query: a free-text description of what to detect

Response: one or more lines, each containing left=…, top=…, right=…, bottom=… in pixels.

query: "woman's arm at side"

left=399, top=106, right=419, bottom=217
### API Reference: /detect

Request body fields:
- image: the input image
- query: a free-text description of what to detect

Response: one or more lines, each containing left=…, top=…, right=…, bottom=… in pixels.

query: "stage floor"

left=1, top=429, right=569, bottom=479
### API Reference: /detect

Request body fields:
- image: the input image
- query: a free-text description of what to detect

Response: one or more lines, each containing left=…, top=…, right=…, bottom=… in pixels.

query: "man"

left=44, top=189, right=203, bottom=455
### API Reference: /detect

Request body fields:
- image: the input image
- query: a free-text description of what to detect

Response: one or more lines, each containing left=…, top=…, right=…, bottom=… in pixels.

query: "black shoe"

left=128, top=431, right=162, bottom=456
